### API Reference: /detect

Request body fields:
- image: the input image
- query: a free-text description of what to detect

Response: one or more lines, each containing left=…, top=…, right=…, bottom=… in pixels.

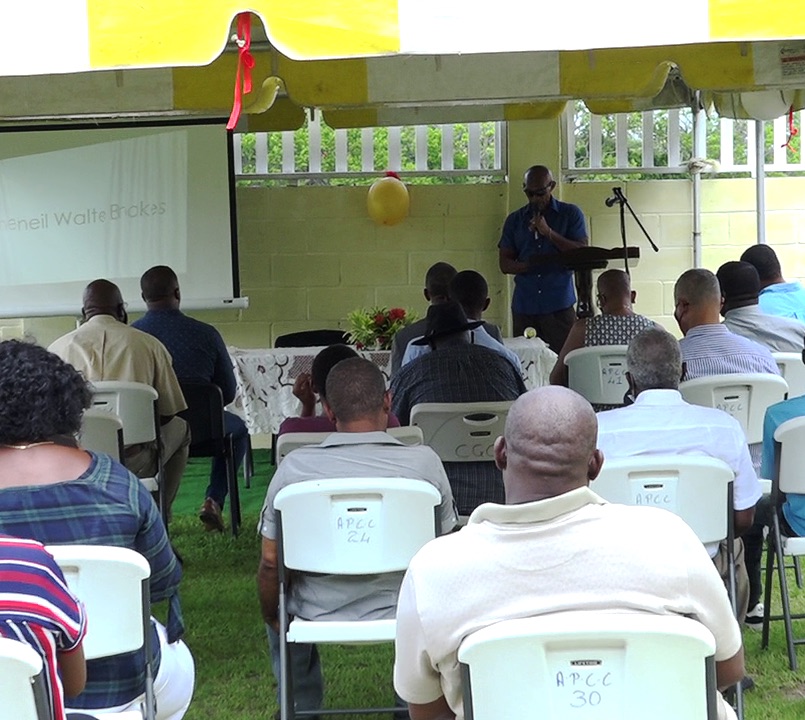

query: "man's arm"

left=498, top=247, right=530, bottom=275
left=533, top=214, right=589, bottom=252
left=257, top=537, right=281, bottom=631
left=716, top=647, right=745, bottom=691
left=408, top=697, right=456, bottom=720
left=212, top=330, right=238, bottom=406
left=549, top=318, right=587, bottom=386
left=58, top=645, right=87, bottom=698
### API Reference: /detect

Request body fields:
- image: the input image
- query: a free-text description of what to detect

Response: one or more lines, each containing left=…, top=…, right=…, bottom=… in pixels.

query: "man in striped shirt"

left=0, top=535, right=88, bottom=720
left=674, top=268, right=780, bottom=380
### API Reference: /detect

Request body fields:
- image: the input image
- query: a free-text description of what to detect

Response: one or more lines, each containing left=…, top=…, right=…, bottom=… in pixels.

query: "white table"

left=230, top=338, right=556, bottom=435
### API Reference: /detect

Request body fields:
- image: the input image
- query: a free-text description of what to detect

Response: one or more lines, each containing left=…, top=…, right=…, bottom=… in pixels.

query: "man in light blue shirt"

left=401, top=270, right=521, bottom=375
left=741, top=244, right=805, bottom=322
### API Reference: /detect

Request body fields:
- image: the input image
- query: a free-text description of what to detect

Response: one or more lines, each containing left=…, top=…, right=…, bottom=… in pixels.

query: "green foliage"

left=346, top=306, right=418, bottom=350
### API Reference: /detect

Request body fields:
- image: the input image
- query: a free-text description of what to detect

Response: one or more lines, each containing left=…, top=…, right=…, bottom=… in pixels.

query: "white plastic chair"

left=458, top=611, right=718, bottom=720
left=47, top=545, right=155, bottom=720
left=564, top=345, right=630, bottom=407
left=0, top=637, right=48, bottom=720
left=274, top=478, right=441, bottom=720
left=89, top=381, right=165, bottom=521
left=78, top=408, right=125, bottom=462
left=679, top=373, right=788, bottom=444
left=761, top=416, right=805, bottom=670
left=409, top=401, right=512, bottom=462
left=275, top=426, right=424, bottom=465
left=772, top=352, right=805, bottom=399
left=590, top=454, right=742, bottom=717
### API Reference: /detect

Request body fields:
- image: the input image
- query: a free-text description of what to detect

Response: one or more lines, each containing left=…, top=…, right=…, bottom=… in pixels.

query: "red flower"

left=374, top=313, right=386, bottom=325
left=388, top=307, right=406, bottom=321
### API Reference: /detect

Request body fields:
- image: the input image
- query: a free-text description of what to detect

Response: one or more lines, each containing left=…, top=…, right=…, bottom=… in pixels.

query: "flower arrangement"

left=347, top=306, right=417, bottom=350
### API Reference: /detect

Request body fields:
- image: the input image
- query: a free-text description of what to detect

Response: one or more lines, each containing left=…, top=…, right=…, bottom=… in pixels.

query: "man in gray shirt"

left=717, top=261, right=805, bottom=353
left=258, top=357, right=457, bottom=715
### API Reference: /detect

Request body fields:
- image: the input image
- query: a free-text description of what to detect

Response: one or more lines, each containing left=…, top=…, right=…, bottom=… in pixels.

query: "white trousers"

left=69, top=620, right=195, bottom=720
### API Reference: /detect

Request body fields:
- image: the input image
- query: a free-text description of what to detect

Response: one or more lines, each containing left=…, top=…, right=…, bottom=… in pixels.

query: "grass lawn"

left=170, top=452, right=805, bottom=719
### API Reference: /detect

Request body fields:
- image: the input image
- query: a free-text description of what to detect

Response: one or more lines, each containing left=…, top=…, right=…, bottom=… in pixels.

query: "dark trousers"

left=205, top=411, right=249, bottom=509
left=513, top=307, right=576, bottom=354
left=744, top=494, right=797, bottom=610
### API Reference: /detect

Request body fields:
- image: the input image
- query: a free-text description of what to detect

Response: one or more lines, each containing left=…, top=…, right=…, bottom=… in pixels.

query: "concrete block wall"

left=215, top=183, right=510, bottom=347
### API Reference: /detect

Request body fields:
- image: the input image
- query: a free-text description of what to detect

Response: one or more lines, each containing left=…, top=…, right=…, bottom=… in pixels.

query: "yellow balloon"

left=367, top=176, right=410, bottom=226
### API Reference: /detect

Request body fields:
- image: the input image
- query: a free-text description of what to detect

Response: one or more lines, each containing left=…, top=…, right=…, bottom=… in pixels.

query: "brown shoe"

left=199, top=498, right=225, bottom=532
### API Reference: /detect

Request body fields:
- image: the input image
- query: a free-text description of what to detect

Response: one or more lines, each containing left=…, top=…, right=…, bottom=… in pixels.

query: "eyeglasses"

left=523, top=182, right=555, bottom=198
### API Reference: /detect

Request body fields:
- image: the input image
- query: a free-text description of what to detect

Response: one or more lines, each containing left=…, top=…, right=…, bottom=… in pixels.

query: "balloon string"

left=781, top=105, right=799, bottom=151
left=227, top=13, right=255, bottom=131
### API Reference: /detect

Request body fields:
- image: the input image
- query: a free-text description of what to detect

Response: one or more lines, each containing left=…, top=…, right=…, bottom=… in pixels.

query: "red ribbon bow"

left=226, top=13, right=255, bottom=131
left=781, top=105, right=799, bottom=152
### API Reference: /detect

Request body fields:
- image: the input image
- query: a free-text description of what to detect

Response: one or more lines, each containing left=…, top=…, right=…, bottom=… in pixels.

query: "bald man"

left=394, top=386, right=745, bottom=720
left=49, top=279, right=190, bottom=516
left=549, top=269, right=654, bottom=398
left=498, top=165, right=588, bottom=353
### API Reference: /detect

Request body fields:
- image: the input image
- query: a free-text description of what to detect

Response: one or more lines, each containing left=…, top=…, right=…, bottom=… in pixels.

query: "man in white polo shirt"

left=394, top=386, right=744, bottom=720
left=596, top=327, right=762, bottom=622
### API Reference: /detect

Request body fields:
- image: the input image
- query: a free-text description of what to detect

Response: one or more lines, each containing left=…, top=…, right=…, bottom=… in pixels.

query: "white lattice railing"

left=234, top=112, right=505, bottom=180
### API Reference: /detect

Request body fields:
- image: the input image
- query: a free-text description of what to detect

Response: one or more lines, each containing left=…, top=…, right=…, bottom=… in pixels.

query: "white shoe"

left=744, top=602, right=764, bottom=630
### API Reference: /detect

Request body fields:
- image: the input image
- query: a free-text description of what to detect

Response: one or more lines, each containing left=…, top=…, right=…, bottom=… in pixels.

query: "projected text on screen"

left=0, top=130, right=188, bottom=286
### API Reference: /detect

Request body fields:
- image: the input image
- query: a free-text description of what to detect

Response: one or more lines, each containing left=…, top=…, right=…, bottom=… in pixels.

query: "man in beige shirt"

left=49, top=279, right=190, bottom=515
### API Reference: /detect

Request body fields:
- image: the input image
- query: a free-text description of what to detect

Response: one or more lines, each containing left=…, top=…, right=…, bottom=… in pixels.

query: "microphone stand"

left=606, top=187, right=659, bottom=275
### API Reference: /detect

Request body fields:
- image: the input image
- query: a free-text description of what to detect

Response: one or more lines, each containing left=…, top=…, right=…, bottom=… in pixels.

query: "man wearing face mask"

left=49, top=279, right=190, bottom=516
left=498, top=165, right=588, bottom=353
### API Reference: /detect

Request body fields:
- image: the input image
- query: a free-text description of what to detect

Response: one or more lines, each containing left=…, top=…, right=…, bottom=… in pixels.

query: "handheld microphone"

left=605, top=195, right=619, bottom=207
left=605, top=186, right=624, bottom=207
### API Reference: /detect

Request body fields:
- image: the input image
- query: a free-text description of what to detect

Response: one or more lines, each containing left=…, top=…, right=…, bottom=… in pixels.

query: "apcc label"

left=601, top=364, right=626, bottom=386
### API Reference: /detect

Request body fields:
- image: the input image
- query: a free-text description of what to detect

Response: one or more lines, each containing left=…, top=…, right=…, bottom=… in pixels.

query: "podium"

left=530, top=246, right=640, bottom=318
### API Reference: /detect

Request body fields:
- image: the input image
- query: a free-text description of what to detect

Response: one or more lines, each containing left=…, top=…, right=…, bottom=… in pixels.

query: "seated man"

left=596, top=327, right=762, bottom=621
left=391, top=302, right=527, bottom=514
left=550, top=268, right=655, bottom=408
left=741, top=390, right=805, bottom=628
left=401, top=270, right=518, bottom=373
left=674, top=267, right=780, bottom=379
left=741, top=243, right=805, bottom=321
left=717, top=260, right=805, bottom=352
left=131, top=265, right=249, bottom=532
left=48, top=279, right=190, bottom=517
left=258, top=357, right=457, bottom=715
left=394, top=386, right=744, bottom=720
left=278, top=344, right=400, bottom=435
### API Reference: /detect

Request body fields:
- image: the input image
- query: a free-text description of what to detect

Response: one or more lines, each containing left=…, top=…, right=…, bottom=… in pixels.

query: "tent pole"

left=692, top=100, right=705, bottom=267
left=755, top=119, right=767, bottom=244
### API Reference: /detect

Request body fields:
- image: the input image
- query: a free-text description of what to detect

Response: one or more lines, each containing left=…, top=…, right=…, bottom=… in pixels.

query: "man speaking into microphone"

left=498, top=165, right=588, bottom=353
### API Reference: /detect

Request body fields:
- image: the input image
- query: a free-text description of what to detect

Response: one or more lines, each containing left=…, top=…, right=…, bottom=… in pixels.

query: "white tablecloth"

left=230, top=338, right=556, bottom=435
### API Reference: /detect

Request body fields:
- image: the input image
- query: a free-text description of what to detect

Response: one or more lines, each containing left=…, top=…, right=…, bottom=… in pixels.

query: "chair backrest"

left=178, top=381, right=226, bottom=456
left=45, top=545, right=151, bottom=660
left=78, top=408, right=124, bottom=462
left=774, top=416, right=805, bottom=495
left=89, top=380, right=159, bottom=446
left=590, top=455, right=734, bottom=545
left=274, top=330, right=349, bottom=348
left=679, top=373, right=788, bottom=444
left=410, top=402, right=512, bottom=463
left=0, top=638, right=48, bottom=720
left=457, top=611, right=717, bottom=720
left=274, top=478, right=441, bottom=574
left=276, top=426, right=424, bottom=465
left=772, top=352, right=805, bottom=399
left=564, top=345, right=630, bottom=406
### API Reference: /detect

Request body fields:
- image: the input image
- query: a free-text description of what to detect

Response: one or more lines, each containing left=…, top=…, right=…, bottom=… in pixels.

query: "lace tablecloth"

left=229, top=338, right=556, bottom=435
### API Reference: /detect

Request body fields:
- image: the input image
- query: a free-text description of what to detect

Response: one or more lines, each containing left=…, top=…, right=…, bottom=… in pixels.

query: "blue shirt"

left=679, top=324, right=780, bottom=380
left=133, top=308, right=236, bottom=404
left=498, top=197, right=587, bottom=315
left=0, top=452, right=182, bottom=709
left=758, top=282, right=805, bottom=322
left=762, top=396, right=805, bottom=535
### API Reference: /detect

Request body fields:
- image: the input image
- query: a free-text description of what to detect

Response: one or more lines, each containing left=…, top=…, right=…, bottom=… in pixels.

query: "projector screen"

left=0, top=120, right=242, bottom=317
